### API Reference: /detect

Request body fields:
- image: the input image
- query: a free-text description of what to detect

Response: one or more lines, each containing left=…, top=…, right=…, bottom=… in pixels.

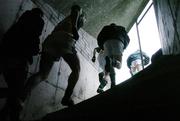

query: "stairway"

left=42, top=55, right=180, bottom=121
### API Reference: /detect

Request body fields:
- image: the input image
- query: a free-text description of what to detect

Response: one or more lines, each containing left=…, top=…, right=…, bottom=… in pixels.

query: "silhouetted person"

left=0, top=8, right=44, bottom=121
left=92, top=47, right=106, bottom=93
left=24, top=5, right=86, bottom=106
left=127, top=50, right=150, bottom=76
left=92, top=23, right=130, bottom=93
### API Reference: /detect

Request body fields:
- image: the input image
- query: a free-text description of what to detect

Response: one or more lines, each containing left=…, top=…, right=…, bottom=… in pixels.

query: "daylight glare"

left=116, top=1, right=161, bottom=84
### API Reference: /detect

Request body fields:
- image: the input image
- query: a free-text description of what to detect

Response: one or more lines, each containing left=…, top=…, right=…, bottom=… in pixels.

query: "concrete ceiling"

left=42, top=0, right=149, bottom=38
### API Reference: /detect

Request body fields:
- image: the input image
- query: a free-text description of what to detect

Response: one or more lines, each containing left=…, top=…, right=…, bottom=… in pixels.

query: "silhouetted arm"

left=71, top=6, right=82, bottom=40
left=92, top=47, right=101, bottom=62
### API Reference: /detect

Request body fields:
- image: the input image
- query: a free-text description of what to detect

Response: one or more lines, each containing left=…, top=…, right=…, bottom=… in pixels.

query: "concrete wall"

left=153, top=0, right=180, bottom=55
left=0, top=0, right=22, bottom=40
left=0, top=0, right=111, bottom=120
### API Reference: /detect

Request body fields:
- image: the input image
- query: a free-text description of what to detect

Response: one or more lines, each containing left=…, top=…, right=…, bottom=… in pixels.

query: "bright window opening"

left=116, top=0, right=161, bottom=84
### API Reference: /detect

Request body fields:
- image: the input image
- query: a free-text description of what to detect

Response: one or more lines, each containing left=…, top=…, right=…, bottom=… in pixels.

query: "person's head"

left=31, top=8, right=44, bottom=17
left=127, top=50, right=150, bottom=76
left=71, top=4, right=86, bottom=29
left=110, top=23, right=116, bottom=26
left=71, top=5, right=82, bottom=14
left=71, top=5, right=81, bottom=10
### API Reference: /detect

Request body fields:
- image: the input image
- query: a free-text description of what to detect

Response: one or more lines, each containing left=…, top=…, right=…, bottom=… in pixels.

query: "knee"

left=99, top=72, right=104, bottom=78
left=100, top=78, right=107, bottom=86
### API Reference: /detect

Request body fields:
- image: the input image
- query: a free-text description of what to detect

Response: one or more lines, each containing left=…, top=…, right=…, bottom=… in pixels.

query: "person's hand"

left=92, top=56, right=96, bottom=62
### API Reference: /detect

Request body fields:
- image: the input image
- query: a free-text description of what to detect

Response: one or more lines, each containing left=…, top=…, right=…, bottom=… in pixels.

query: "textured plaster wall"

left=153, top=0, right=180, bottom=55
left=0, top=0, right=22, bottom=38
left=0, top=0, right=36, bottom=40
left=0, top=0, right=110, bottom=120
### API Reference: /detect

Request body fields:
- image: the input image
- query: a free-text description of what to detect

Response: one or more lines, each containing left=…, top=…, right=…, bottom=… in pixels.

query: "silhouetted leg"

left=97, top=72, right=107, bottom=93
left=61, top=53, right=80, bottom=106
left=105, top=56, right=116, bottom=88
left=2, top=64, right=28, bottom=121
left=23, top=53, right=54, bottom=102
left=110, top=67, right=116, bottom=88
left=105, top=56, right=111, bottom=73
left=99, top=72, right=104, bottom=81
left=112, top=55, right=122, bottom=69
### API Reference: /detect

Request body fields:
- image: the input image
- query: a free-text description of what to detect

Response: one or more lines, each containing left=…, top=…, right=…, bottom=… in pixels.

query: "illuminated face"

left=130, top=59, right=143, bottom=75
